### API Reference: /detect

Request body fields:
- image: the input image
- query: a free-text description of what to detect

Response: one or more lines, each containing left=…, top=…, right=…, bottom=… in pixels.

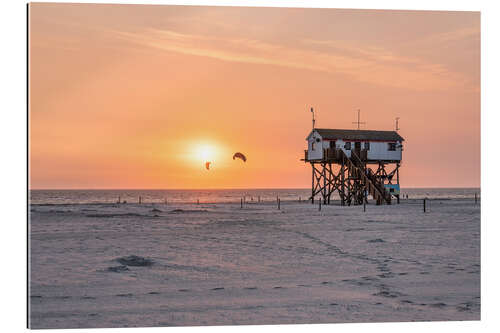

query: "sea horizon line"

left=30, top=186, right=481, bottom=191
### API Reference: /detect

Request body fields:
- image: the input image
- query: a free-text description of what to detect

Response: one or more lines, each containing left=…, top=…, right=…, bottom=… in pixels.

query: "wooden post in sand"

left=139, top=196, right=142, bottom=204
left=364, top=188, right=367, bottom=212
left=258, top=196, right=261, bottom=203
left=475, top=193, right=478, bottom=204
left=118, top=196, right=121, bottom=204
left=241, top=198, right=243, bottom=209
left=319, top=201, right=321, bottom=211
left=423, top=199, right=426, bottom=213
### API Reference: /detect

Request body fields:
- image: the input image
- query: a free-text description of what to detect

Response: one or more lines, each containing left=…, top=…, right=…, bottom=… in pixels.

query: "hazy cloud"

left=110, top=27, right=473, bottom=91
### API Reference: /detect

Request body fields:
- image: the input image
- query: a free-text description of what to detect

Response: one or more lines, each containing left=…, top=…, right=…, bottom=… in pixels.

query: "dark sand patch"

left=86, top=213, right=144, bottom=218
left=169, top=209, right=209, bottom=214
left=368, top=238, right=385, bottom=243
left=116, top=255, right=154, bottom=267
left=107, top=265, right=130, bottom=273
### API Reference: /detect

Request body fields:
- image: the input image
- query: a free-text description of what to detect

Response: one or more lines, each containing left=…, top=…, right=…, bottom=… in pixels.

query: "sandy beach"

left=29, top=197, right=480, bottom=328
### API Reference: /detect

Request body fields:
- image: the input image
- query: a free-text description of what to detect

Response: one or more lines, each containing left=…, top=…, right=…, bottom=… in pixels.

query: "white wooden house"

left=306, top=128, right=404, bottom=162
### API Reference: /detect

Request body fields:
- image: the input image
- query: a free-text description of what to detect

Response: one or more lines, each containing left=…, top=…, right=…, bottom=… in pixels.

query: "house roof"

left=312, top=128, right=404, bottom=141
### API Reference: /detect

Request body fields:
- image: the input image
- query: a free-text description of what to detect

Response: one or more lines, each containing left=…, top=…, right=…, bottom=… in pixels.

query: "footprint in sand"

left=430, top=302, right=447, bottom=308
left=211, top=287, right=224, bottom=291
left=362, top=276, right=378, bottom=281
left=178, top=289, right=190, bottom=292
left=378, top=272, right=395, bottom=278
left=456, top=301, right=475, bottom=312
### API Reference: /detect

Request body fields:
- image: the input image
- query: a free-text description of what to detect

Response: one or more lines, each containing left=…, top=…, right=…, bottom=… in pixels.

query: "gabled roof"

left=312, top=128, right=404, bottom=141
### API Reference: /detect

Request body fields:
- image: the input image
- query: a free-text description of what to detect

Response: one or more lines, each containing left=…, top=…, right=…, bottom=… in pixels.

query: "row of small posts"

left=116, top=193, right=479, bottom=212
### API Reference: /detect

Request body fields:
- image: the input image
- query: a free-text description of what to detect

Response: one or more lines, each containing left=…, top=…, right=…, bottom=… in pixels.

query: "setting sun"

left=197, top=144, right=215, bottom=162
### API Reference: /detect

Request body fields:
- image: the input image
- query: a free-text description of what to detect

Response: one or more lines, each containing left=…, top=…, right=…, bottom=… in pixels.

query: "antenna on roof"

left=352, top=109, right=365, bottom=130
left=395, top=117, right=400, bottom=131
left=311, top=107, right=315, bottom=130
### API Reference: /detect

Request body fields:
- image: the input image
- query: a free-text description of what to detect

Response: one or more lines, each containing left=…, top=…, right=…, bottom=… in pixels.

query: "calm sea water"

left=29, top=188, right=480, bottom=205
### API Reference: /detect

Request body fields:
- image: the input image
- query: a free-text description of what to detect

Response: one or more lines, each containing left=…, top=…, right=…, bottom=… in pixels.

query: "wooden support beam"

left=307, top=149, right=399, bottom=207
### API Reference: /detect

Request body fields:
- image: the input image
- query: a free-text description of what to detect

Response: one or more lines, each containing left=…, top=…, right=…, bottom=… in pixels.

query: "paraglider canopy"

left=232, top=152, right=247, bottom=162
left=205, top=161, right=211, bottom=170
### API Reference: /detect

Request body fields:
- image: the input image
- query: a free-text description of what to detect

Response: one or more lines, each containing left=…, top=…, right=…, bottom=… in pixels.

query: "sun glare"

left=186, top=141, right=229, bottom=170
left=199, top=145, right=214, bottom=161
left=191, top=142, right=219, bottom=164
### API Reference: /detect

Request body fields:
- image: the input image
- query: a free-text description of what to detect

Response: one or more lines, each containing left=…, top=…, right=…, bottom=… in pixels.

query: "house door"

left=354, top=141, right=362, bottom=158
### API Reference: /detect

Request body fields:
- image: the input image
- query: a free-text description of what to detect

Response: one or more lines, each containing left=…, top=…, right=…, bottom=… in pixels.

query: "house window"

left=388, top=142, right=396, bottom=151
left=364, top=142, right=370, bottom=150
left=344, top=142, right=351, bottom=150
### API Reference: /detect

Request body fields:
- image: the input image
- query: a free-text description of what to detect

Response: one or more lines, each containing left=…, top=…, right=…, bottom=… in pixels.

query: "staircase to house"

left=340, top=149, right=392, bottom=205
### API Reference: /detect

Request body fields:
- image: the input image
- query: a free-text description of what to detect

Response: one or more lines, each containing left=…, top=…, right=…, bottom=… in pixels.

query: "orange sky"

left=29, top=3, right=480, bottom=189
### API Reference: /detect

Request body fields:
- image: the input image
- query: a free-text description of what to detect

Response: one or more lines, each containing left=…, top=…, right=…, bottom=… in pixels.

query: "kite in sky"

left=232, top=152, right=247, bottom=162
